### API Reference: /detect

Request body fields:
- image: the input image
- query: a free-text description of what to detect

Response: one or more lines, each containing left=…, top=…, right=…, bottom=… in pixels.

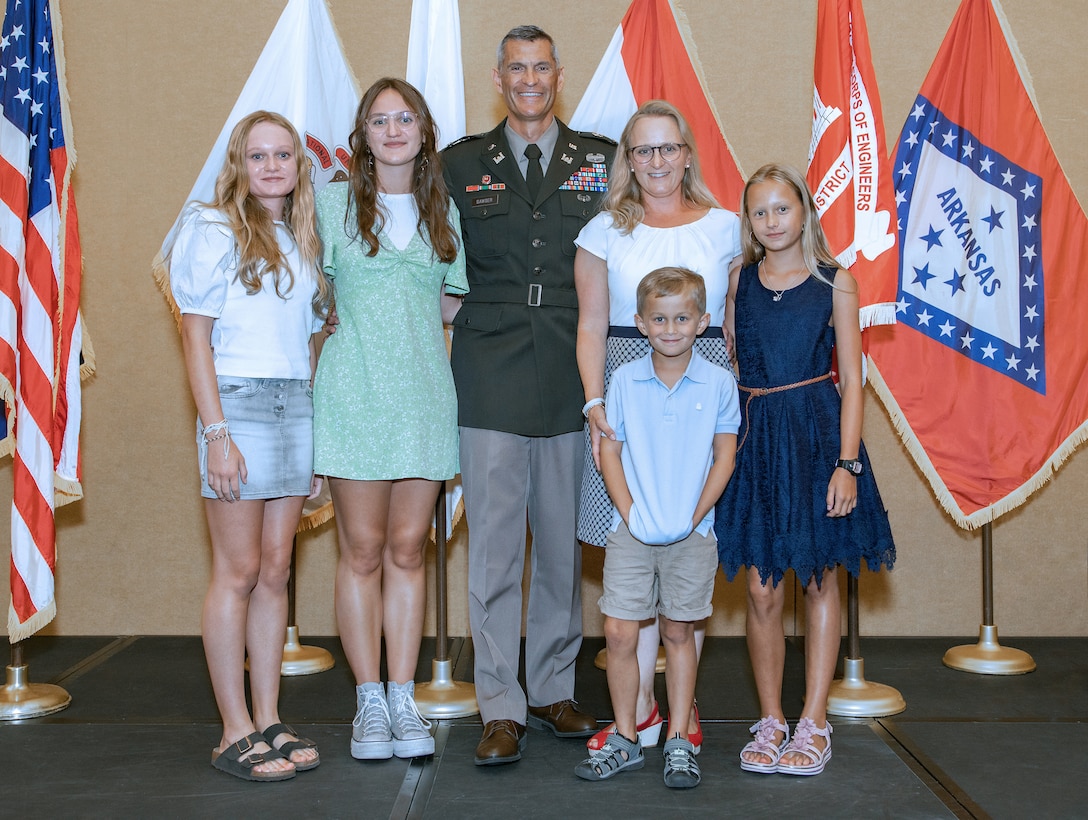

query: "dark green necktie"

left=524, top=143, right=543, bottom=200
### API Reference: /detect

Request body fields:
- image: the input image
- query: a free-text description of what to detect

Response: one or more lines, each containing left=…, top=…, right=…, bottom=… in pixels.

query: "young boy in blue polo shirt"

left=575, top=267, right=740, bottom=789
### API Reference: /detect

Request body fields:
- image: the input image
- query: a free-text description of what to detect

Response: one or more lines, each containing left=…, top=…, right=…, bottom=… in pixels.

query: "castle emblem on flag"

left=895, top=96, right=1045, bottom=394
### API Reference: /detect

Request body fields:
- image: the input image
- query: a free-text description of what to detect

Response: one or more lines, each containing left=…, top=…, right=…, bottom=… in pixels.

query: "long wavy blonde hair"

left=207, top=110, right=330, bottom=316
left=602, top=100, right=720, bottom=235
left=739, top=163, right=840, bottom=287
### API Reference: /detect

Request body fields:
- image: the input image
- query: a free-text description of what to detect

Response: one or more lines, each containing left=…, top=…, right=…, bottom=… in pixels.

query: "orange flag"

left=808, top=0, right=898, bottom=329
left=569, top=0, right=744, bottom=210
left=868, top=0, right=1088, bottom=527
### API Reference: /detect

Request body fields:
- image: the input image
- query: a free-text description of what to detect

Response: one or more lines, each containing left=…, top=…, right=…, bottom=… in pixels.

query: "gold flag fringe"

left=8, top=599, right=55, bottom=645
left=867, top=358, right=1088, bottom=530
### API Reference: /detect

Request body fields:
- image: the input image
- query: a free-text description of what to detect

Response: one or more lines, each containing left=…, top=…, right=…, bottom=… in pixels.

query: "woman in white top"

left=170, top=111, right=330, bottom=782
left=575, top=100, right=741, bottom=754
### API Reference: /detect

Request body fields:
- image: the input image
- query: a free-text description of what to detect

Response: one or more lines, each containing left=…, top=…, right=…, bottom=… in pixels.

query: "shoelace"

left=665, top=744, right=698, bottom=775
left=389, top=688, right=432, bottom=736
left=353, top=689, right=391, bottom=736
left=588, top=739, right=631, bottom=774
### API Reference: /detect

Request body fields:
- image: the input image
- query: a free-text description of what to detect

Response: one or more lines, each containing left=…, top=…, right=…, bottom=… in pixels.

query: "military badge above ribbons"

left=867, top=0, right=1088, bottom=527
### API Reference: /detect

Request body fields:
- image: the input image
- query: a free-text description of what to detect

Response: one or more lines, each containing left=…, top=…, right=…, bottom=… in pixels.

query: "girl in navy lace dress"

left=714, top=164, right=894, bottom=776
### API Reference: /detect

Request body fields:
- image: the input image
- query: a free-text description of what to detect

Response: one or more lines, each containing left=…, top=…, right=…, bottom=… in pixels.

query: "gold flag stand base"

left=0, top=662, right=70, bottom=721
left=943, top=625, right=1035, bottom=675
left=827, top=658, right=906, bottom=717
left=594, top=646, right=667, bottom=674
left=944, top=525, right=1036, bottom=676
left=414, top=482, right=478, bottom=720
left=827, top=574, right=906, bottom=717
left=416, top=658, right=479, bottom=719
left=280, top=626, right=334, bottom=676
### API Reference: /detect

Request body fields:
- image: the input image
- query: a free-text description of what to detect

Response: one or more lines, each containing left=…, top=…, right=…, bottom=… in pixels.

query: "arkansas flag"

left=569, top=0, right=744, bottom=210
left=153, top=0, right=359, bottom=530
left=867, top=0, right=1088, bottom=527
left=808, top=0, right=898, bottom=329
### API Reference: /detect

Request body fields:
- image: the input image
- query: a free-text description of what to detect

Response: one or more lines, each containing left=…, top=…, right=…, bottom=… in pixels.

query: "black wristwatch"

left=835, top=458, right=864, bottom=476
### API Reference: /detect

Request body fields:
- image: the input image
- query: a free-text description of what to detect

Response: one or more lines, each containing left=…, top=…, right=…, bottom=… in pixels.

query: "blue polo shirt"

left=606, top=350, right=741, bottom=545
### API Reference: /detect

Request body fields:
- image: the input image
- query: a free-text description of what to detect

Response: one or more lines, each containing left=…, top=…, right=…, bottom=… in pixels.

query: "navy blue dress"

left=714, top=264, right=895, bottom=585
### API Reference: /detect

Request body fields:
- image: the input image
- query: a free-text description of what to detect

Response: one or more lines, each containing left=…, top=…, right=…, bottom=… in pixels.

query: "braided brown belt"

left=736, top=372, right=833, bottom=451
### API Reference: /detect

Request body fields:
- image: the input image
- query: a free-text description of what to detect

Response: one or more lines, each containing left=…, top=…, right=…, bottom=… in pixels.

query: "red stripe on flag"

left=9, top=552, right=35, bottom=617
left=619, top=0, right=745, bottom=210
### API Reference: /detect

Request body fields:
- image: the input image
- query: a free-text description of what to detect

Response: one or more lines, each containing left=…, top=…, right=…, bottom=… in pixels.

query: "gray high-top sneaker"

left=388, top=680, right=434, bottom=758
left=351, top=682, right=393, bottom=760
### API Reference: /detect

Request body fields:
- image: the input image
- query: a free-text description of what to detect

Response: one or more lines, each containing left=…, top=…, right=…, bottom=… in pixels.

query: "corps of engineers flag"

left=569, top=0, right=745, bottom=211
left=807, top=0, right=898, bottom=330
left=867, top=0, right=1088, bottom=527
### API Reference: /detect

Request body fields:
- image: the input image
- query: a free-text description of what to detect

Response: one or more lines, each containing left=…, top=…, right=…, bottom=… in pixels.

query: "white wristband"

left=582, top=397, right=605, bottom=418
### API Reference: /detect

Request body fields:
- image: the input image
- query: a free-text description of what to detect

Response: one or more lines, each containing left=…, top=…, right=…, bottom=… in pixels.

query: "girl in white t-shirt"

left=170, top=111, right=330, bottom=782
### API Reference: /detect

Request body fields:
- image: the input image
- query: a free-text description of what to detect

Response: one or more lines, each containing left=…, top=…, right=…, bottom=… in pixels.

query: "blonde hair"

left=602, top=100, right=720, bottom=235
left=345, top=78, right=459, bottom=263
left=206, top=110, right=330, bottom=316
left=739, top=163, right=839, bottom=286
left=636, top=266, right=706, bottom=315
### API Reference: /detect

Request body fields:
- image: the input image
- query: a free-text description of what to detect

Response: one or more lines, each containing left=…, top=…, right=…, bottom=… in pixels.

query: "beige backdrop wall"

left=2, top=1, right=1085, bottom=639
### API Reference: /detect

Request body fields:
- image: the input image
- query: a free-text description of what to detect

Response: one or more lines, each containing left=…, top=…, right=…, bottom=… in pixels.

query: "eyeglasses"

left=365, top=111, right=419, bottom=132
left=628, top=143, right=687, bottom=163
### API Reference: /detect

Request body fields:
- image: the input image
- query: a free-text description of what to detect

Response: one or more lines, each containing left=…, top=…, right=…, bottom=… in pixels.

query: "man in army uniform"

left=443, top=25, right=615, bottom=766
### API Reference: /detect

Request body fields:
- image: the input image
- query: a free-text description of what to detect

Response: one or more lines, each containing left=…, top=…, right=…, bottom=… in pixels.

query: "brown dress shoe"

left=527, top=700, right=597, bottom=738
left=474, top=720, right=526, bottom=766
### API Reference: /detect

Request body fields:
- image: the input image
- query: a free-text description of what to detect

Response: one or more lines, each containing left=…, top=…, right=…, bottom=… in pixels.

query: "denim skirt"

left=197, top=376, right=314, bottom=500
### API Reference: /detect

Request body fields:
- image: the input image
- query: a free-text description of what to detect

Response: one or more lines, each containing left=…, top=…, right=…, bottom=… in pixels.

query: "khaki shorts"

left=599, top=521, right=718, bottom=622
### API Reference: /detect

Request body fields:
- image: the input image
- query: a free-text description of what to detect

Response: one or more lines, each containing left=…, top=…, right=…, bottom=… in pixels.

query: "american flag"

left=0, top=0, right=84, bottom=641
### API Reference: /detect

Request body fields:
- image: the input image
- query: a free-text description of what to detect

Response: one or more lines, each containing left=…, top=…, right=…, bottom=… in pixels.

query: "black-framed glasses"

left=628, top=143, right=687, bottom=163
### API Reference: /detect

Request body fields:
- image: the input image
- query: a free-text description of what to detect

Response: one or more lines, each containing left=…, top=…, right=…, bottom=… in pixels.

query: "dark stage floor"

left=2, top=635, right=1085, bottom=818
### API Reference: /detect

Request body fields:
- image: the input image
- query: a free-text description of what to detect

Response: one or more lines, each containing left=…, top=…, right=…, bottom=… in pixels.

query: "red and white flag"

left=868, top=0, right=1088, bottom=527
left=153, top=0, right=359, bottom=531
left=569, top=0, right=745, bottom=211
left=0, top=0, right=88, bottom=640
left=808, top=0, right=898, bottom=329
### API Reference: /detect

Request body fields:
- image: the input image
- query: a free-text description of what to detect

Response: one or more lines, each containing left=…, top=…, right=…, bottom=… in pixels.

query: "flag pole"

left=827, top=571, right=905, bottom=717
left=0, top=640, right=71, bottom=720
left=416, top=480, right=478, bottom=718
left=942, top=522, right=1035, bottom=675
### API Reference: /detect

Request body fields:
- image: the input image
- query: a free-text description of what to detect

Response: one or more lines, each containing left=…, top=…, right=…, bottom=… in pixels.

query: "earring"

left=417, top=155, right=429, bottom=179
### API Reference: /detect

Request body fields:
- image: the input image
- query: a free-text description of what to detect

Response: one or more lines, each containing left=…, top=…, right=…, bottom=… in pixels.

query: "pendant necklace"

left=759, top=259, right=808, bottom=302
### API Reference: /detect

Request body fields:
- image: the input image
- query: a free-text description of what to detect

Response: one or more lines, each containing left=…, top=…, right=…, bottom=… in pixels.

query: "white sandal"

left=739, top=715, right=790, bottom=773
left=777, top=717, right=832, bottom=776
